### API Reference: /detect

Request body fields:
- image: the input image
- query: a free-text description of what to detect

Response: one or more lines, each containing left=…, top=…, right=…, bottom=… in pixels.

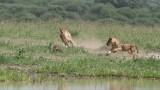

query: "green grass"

left=0, top=70, right=29, bottom=82
left=0, top=20, right=160, bottom=81
left=0, top=20, right=160, bottom=51
left=36, top=57, right=160, bottom=78
left=0, top=54, right=159, bottom=81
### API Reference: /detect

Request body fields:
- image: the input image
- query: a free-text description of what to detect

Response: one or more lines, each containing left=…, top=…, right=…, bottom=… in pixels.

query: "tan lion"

left=60, top=28, right=74, bottom=47
left=106, top=38, right=138, bottom=59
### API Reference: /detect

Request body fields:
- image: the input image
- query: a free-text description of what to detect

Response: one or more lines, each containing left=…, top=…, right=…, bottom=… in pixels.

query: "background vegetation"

left=0, top=0, right=160, bottom=25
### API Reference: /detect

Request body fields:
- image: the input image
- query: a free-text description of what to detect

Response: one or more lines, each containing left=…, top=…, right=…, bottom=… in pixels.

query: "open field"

left=0, top=20, right=160, bottom=81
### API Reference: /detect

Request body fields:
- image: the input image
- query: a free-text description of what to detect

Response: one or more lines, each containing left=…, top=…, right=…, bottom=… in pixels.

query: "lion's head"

left=59, top=28, right=67, bottom=34
left=106, top=37, right=112, bottom=46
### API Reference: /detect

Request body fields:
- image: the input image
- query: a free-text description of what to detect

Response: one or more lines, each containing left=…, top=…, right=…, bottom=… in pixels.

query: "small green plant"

left=18, top=48, right=26, bottom=56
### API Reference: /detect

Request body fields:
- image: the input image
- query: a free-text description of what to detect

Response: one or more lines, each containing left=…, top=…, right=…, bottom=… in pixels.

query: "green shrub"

left=117, top=7, right=137, bottom=19
left=0, top=0, right=159, bottom=25
left=40, top=12, right=62, bottom=20
left=133, top=18, right=154, bottom=26
left=48, top=5, right=64, bottom=12
left=14, top=11, right=37, bottom=21
left=66, top=12, right=81, bottom=20
left=113, top=15, right=130, bottom=22
left=89, top=3, right=103, bottom=14
left=83, top=12, right=99, bottom=21
left=29, top=6, right=48, bottom=17
left=100, top=4, right=117, bottom=18
left=64, top=2, right=81, bottom=12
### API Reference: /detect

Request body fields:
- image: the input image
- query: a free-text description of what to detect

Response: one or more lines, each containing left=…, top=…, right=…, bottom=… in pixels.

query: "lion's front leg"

left=106, top=48, right=115, bottom=55
left=64, top=42, right=69, bottom=47
left=106, top=47, right=122, bottom=56
left=106, top=50, right=112, bottom=56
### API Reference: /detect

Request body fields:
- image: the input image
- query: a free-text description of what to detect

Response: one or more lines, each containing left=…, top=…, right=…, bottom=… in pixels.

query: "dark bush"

left=40, top=12, right=62, bottom=20
left=89, top=4, right=103, bottom=14
left=8, top=5, right=24, bottom=14
left=48, top=5, right=64, bottom=12
left=0, top=0, right=159, bottom=25
left=132, top=18, right=155, bottom=26
left=83, top=12, right=99, bottom=21
left=0, top=0, right=16, bottom=3
left=100, top=4, right=117, bottom=18
left=113, top=15, right=130, bottom=22
left=29, top=6, right=48, bottom=17
left=117, top=7, right=137, bottom=19
left=65, top=12, right=81, bottom=20
left=14, top=11, right=37, bottom=21
left=64, top=2, right=81, bottom=12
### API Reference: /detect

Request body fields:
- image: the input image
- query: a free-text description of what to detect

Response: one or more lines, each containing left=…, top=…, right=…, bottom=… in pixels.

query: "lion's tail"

left=135, top=46, right=138, bottom=53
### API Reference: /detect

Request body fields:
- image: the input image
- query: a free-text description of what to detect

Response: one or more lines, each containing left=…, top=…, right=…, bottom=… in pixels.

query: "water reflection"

left=110, top=81, right=132, bottom=90
left=0, top=78, right=159, bottom=90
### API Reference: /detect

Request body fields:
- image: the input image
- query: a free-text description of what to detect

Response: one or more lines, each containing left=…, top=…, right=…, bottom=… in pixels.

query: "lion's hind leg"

left=64, top=42, right=69, bottom=47
left=128, top=45, right=138, bottom=59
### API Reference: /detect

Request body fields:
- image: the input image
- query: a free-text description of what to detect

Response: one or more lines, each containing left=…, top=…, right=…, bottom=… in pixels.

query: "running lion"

left=59, top=28, right=74, bottom=47
left=106, top=37, right=138, bottom=59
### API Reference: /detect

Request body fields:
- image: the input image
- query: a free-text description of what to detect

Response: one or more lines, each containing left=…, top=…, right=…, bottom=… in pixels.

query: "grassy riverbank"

left=0, top=52, right=160, bottom=81
left=0, top=20, right=160, bottom=81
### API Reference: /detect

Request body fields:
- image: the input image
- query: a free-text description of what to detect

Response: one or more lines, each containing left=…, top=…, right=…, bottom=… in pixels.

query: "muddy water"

left=0, top=78, right=160, bottom=90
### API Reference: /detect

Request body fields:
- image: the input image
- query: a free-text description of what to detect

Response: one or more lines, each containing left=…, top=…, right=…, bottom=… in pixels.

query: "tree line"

left=0, top=0, right=160, bottom=25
